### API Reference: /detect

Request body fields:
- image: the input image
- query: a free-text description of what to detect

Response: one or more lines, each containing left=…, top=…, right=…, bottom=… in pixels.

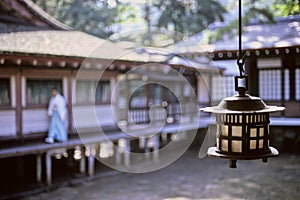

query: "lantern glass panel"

left=250, top=140, right=257, bottom=149
left=259, top=139, right=264, bottom=148
left=232, top=126, right=242, bottom=137
left=239, top=115, right=243, bottom=123
left=217, top=125, right=221, bottom=135
left=226, top=115, right=230, bottom=122
left=259, top=128, right=264, bottom=137
left=222, top=125, right=228, bottom=136
left=250, top=128, right=257, bottom=137
left=232, top=140, right=242, bottom=152
left=246, top=115, right=249, bottom=123
left=248, top=115, right=253, bottom=123
left=222, top=139, right=228, bottom=151
left=234, top=115, right=238, bottom=123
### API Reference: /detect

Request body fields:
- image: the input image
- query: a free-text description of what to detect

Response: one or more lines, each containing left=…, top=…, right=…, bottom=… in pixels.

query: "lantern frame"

left=201, top=76, right=285, bottom=168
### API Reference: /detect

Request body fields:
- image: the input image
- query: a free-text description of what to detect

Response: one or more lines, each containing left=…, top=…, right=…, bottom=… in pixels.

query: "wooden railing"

left=128, top=103, right=197, bottom=124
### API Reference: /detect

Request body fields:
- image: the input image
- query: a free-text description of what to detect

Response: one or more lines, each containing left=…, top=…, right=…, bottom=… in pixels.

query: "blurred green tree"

left=32, top=0, right=135, bottom=39
left=152, top=0, right=227, bottom=42
left=273, top=0, right=300, bottom=16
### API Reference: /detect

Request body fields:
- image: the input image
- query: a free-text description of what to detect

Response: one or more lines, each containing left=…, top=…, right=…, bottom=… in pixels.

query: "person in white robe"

left=45, top=88, right=67, bottom=143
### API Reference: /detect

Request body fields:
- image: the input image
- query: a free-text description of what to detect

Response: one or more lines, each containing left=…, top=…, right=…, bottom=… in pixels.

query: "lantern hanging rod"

left=237, top=0, right=245, bottom=77
left=238, top=0, right=242, bottom=58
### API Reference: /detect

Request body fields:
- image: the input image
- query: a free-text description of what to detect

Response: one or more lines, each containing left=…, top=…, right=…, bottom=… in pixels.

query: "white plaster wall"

left=0, top=110, right=16, bottom=136
left=73, top=105, right=116, bottom=130
left=22, top=109, right=48, bottom=134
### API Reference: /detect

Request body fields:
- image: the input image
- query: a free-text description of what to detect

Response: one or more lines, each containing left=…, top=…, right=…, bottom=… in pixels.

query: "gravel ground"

left=22, top=148, right=300, bottom=200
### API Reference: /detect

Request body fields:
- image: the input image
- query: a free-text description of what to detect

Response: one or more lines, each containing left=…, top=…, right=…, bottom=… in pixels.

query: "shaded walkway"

left=22, top=149, right=300, bottom=200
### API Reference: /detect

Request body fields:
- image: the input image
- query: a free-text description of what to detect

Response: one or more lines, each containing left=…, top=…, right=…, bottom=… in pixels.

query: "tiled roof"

left=0, top=30, right=150, bottom=62
left=0, top=30, right=220, bottom=72
left=169, top=16, right=300, bottom=53
left=0, top=0, right=218, bottom=71
left=0, top=0, right=70, bottom=32
left=0, top=31, right=97, bottom=57
left=214, top=16, right=300, bottom=51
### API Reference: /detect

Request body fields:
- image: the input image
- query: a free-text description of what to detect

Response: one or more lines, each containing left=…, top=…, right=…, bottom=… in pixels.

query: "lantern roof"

left=201, top=94, right=285, bottom=114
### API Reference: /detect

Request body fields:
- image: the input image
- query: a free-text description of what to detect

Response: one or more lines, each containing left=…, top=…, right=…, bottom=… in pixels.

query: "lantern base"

left=207, top=146, right=279, bottom=168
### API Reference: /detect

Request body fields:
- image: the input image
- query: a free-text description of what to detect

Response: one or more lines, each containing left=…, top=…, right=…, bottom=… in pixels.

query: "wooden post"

left=115, top=143, right=121, bottom=165
left=67, top=73, right=73, bottom=133
left=87, top=144, right=95, bottom=177
left=15, top=70, right=23, bottom=140
left=16, top=157, right=25, bottom=179
left=152, top=135, right=159, bottom=162
left=124, top=139, right=130, bottom=167
left=46, top=151, right=52, bottom=186
left=144, top=137, right=150, bottom=159
left=125, top=75, right=130, bottom=123
left=79, top=146, right=86, bottom=174
left=161, top=133, right=168, bottom=145
left=36, top=154, right=42, bottom=184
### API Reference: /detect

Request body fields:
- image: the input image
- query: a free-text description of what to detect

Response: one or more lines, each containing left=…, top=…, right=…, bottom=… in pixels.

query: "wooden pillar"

left=16, top=157, right=25, bottom=179
left=282, top=55, right=296, bottom=101
left=144, top=139, right=150, bottom=159
left=281, top=58, right=285, bottom=106
left=152, top=135, right=159, bottom=162
left=125, top=75, right=130, bottom=123
left=189, top=77, right=195, bottom=122
left=46, top=151, right=52, bottom=186
left=67, top=72, right=73, bottom=133
left=208, top=74, right=213, bottom=105
left=79, top=146, right=86, bottom=174
left=115, top=141, right=122, bottom=165
left=87, top=144, right=95, bottom=177
left=124, top=139, right=130, bottom=167
left=161, top=133, right=168, bottom=145
left=36, top=154, right=42, bottom=184
left=15, top=68, right=23, bottom=140
left=245, top=56, right=258, bottom=96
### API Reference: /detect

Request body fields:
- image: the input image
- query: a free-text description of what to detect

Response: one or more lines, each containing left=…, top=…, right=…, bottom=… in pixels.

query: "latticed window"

left=0, top=78, right=10, bottom=107
left=75, top=80, right=110, bottom=104
left=259, top=69, right=282, bottom=101
left=148, top=84, right=163, bottom=105
left=26, top=79, right=62, bottom=106
left=211, top=75, right=235, bottom=102
left=129, top=80, right=146, bottom=108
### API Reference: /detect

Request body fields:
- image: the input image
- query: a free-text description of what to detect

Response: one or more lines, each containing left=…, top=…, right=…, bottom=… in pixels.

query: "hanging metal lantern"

left=200, top=0, right=285, bottom=168
left=201, top=75, right=285, bottom=168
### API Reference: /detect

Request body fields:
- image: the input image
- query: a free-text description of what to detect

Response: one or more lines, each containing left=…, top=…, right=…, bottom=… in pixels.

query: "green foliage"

left=32, top=0, right=300, bottom=46
left=32, top=0, right=134, bottom=39
left=205, top=0, right=275, bottom=44
left=273, top=0, right=300, bottom=16
left=152, top=0, right=226, bottom=42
